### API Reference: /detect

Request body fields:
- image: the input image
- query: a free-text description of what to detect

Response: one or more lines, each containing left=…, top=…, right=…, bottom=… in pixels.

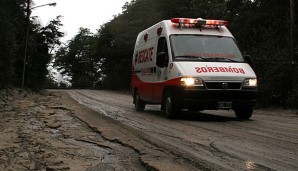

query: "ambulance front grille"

left=205, top=82, right=242, bottom=90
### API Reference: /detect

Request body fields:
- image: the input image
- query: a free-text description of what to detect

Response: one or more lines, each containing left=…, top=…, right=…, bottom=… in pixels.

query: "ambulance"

left=131, top=18, right=258, bottom=119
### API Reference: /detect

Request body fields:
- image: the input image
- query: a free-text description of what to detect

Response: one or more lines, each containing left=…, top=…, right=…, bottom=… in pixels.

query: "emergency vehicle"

left=131, top=18, right=258, bottom=119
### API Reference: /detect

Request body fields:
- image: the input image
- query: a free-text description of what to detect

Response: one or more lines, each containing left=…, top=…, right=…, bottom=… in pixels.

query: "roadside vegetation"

left=0, top=0, right=297, bottom=108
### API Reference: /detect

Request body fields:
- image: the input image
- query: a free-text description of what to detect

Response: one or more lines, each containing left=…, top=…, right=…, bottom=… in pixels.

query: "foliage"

left=4, top=0, right=293, bottom=108
left=0, top=0, right=25, bottom=88
left=226, top=0, right=298, bottom=107
left=0, top=0, right=63, bottom=90
left=54, top=28, right=101, bottom=88
left=97, top=0, right=227, bottom=90
left=25, top=16, right=64, bottom=90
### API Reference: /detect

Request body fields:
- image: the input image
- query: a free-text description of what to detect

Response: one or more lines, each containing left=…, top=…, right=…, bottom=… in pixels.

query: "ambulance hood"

left=177, top=62, right=256, bottom=81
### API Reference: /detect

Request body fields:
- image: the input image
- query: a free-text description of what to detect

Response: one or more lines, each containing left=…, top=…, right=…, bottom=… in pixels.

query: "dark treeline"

left=1, top=0, right=297, bottom=108
left=0, top=0, right=63, bottom=90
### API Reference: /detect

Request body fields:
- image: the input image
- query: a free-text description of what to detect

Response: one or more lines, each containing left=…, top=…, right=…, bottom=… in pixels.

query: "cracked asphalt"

left=1, top=89, right=297, bottom=171
left=0, top=89, right=145, bottom=171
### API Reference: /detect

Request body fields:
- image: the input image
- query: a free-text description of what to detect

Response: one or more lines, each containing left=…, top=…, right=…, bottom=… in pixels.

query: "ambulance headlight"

left=243, top=78, right=257, bottom=87
left=181, top=77, right=204, bottom=87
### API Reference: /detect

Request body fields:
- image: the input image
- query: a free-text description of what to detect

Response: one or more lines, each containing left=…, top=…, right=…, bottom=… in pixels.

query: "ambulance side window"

left=156, top=37, right=169, bottom=68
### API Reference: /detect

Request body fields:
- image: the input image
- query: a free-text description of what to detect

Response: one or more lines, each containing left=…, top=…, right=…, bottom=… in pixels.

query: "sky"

left=32, top=0, right=131, bottom=42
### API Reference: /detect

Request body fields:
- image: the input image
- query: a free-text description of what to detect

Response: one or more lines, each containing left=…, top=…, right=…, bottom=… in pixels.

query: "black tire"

left=234, top=107, right=253, bottom=119
left=134, top=91, right=145, bottom=111
left=164, top=91, right=179, bottom=119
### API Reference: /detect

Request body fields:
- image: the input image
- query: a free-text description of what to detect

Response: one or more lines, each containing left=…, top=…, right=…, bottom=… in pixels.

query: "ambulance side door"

left=136, top=43, right=155, bottom=102
left=153, top=37, right=169, bottom=102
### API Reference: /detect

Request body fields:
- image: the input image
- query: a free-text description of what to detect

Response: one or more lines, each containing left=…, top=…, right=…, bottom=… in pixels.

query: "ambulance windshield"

left=170, top=35, right=244, bottom=62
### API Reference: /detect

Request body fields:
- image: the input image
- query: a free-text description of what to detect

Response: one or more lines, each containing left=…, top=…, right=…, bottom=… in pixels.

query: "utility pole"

left=21, top=1, right=56, bottom=89
left=290, top=0, right=294, bottom=64
left=22, top=0, right=30, bottom=89
left=290, top=0, right=297, bottom=110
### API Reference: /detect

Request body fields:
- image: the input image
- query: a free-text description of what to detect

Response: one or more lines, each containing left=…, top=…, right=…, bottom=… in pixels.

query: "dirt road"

left=64, top=89, right=298, bottom=171
left=1, top=89, right=297, bottom=171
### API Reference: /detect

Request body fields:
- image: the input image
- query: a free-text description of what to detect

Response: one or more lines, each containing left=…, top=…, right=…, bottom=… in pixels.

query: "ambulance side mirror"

left=244, top=54, right=254, bottom=68
left=156, top=52, right=167, bottom=68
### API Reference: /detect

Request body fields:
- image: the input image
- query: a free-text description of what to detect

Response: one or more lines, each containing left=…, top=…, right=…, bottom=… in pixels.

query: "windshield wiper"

left=175, top=56, right=241, bottom=62
left=209, top=57, right=240, bottom=62
left=175, top=56, right=212, bottom=61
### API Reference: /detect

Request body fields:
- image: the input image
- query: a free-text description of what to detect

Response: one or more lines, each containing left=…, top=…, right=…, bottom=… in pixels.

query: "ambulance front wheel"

left=234, top=107, right=253, bottom=119
left=164, top=92, right=179, bottom=119
left=134, top=90, right=145, bottom=111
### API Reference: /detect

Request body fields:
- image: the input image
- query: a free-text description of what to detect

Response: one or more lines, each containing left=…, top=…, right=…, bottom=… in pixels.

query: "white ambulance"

left=131, top=18, right=257, bottom=119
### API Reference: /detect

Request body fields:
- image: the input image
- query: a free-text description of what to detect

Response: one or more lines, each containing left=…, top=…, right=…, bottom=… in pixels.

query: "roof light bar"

left=171, top=18, right=228, bottom=26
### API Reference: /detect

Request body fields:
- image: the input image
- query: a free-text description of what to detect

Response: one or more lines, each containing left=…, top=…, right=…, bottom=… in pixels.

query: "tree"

left=0, top=0, right=63, bottom=90
left=25, top=16, right=64, bottom=90
left=96, top=0, right=227, bottom=90
left=226, top=0, right=297, bottom=107
left=0, top=0, right=26, bottom=88
left=159, top=0, right=226, bottom=19
left=51, top=0, right=297, bottom=108
left=54, top=28, right=101, bottom=88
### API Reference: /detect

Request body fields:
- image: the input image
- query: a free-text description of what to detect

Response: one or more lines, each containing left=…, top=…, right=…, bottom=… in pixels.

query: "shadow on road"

left=143, top=109, right=253, bottom=122
left=176, top=111, right=238, bottom=122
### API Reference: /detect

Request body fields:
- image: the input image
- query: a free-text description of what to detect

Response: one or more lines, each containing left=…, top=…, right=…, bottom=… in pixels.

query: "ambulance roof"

left=163, top=20, right=233, bottom=37
left=136, top=18, right=234, bottom=44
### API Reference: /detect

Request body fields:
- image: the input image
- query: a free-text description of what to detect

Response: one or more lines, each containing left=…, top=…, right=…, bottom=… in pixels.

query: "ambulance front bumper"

left=172, top=87, right=258, bottom=110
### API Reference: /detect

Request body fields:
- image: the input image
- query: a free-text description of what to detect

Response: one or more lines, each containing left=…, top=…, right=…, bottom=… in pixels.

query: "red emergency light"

left=171, top=18, right=228, bottom=26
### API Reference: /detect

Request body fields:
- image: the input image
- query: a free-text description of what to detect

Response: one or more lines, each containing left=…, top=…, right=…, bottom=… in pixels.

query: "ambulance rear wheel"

left=164, top=92, right=178, bottom=119
left=234, top=107, right=253, bottom=119
left=135, top=91, right=145, bottom=111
